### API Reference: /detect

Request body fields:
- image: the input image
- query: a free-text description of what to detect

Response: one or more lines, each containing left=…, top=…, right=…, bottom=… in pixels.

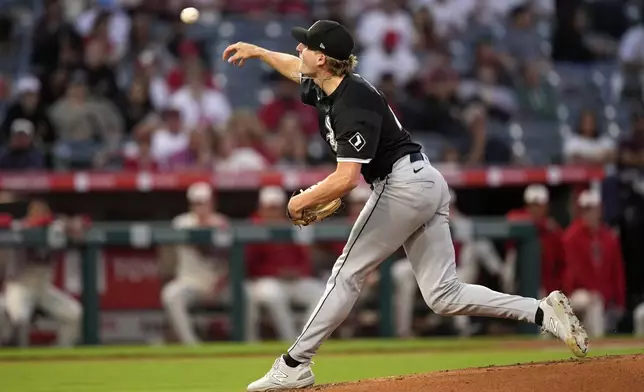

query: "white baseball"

left=180, top=7, right=199, bottom=24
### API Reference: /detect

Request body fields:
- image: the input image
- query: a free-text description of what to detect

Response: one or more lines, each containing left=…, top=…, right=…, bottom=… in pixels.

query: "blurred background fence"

left=0, top=219, right=540, bottom=344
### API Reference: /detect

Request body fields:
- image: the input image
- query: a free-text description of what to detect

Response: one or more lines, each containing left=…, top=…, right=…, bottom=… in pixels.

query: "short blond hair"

left=325, top=54, right=358, bottom=77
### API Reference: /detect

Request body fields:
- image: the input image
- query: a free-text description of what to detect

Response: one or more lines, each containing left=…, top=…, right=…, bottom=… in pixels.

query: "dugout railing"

left=0, top=219, right=540, bottom=345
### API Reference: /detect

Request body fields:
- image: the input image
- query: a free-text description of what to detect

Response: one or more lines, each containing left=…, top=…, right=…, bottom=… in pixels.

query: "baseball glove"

left=287, top=185, right=342, bottom=226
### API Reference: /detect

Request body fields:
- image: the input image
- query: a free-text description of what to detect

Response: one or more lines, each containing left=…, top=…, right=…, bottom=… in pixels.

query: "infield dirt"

left=308, top=354, right=644, bottom=392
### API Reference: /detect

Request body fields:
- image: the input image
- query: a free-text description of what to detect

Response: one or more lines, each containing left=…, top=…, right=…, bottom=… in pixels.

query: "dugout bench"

left=0, top=219, right=540, bottom=345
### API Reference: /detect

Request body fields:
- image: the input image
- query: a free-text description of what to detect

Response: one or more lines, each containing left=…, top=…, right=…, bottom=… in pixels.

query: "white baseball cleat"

left=247, top=356, right=315, bottom=391
left=539, top=290, right=589, bottom=358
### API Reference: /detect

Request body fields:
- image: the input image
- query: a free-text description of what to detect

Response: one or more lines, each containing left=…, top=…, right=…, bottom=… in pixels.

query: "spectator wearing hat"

left=0, top=119, right=45, bottom=171
left=355, top=0, right=416, bottom=52
left=562, top=189, right=626, bottom=338
left=161, top=182, right=230, bottom=345
left=2, top=199, right=83, bottom=347
left=245, top=186, right=324, bottom=341
left=358, top=29, right=420, bottom=88
left=0, top=76, right=55, bottom=147
left=506, top=184, right=565, bottom=297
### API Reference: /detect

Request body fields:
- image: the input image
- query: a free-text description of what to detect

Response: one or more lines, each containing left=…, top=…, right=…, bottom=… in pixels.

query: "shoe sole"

left=249, top=377, right=315, bottom=392
left=550, top=291, right=589, bottom=358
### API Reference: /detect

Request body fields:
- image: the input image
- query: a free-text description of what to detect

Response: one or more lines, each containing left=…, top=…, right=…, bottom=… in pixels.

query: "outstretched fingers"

left=227, top=53, right=245, bottom=67
left=222, top=44, right=238, bottom=61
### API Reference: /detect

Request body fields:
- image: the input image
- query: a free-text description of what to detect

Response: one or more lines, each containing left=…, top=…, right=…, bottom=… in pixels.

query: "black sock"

left=535, top=307, right=544, bottom=327
left=282, top=354, right=301, bottom=368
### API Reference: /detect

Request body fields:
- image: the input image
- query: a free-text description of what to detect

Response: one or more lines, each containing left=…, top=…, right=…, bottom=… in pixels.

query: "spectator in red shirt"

left=258, top=72, right=318, bottom=135
left=563, top=189, right=626, bottom=338
left=166, top=41, right=215, bottom=94
left=506, top=184, right=565, bottom=297
left=245, top=186, right=324, bottom=341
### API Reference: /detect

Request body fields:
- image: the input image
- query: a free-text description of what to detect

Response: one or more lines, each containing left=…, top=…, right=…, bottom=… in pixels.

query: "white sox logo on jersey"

left=324, top=115, right=338, bottom=152
left=349, top=132, right=365, bottom=152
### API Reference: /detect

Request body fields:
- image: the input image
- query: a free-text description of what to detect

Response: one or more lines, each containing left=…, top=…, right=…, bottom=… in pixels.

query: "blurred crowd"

left=0, top=0, right=642, bottom=171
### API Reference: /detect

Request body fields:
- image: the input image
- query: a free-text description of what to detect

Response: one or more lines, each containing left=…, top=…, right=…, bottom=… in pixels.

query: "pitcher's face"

left=296, top=43, right=321, bottom=77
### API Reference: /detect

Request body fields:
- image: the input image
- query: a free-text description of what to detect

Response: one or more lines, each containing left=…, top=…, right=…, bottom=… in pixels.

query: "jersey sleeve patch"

left=348, top=132, right=366, bottom=152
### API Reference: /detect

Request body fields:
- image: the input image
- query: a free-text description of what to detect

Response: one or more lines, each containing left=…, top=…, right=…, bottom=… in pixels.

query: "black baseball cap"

left=291, top=20, right=354, bottom=61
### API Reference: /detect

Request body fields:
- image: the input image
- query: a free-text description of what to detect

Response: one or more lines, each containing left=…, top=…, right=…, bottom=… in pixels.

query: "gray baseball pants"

left=288, top=153, right=540, bottom=362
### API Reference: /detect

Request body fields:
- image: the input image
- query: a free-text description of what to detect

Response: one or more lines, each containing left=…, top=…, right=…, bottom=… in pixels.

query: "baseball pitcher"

left=390, top=188, right=510, bottom=337
left=223, top=20, right=589, bottom=391
left=2, top=200, right=82, bottom=347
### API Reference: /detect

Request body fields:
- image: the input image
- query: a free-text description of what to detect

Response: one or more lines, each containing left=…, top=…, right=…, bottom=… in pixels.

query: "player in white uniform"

left=2, top=200, right=82, bottom=347
left=634, top=302, right=644, bottom=336
left=0, top=294, right=10, bottom=345
left=245, top=186, right=326, bottom=341
left=161, top=183, right=230, bottom=345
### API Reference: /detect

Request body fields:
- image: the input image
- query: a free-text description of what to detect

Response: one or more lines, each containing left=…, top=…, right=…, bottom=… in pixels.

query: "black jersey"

left=301, top=73, right=422, bottom=184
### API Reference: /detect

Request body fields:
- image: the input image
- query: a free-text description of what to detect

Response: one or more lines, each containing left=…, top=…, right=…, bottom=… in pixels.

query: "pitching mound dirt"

left=310, top=354, right=644, bottom=392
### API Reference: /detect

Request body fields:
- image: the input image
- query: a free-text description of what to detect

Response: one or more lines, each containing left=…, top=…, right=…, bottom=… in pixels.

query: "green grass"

left=0, top=336, right=541, bottom=358
left=0, top=337, right=642, bottom=392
